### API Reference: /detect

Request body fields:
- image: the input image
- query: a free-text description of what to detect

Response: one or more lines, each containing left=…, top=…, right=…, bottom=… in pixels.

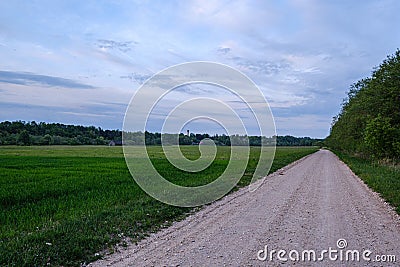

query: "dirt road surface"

left=90, top=150, right=400, bottom=266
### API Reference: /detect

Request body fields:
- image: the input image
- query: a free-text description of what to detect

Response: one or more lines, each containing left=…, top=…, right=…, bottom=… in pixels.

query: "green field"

left=333, top=151, right=400, bottom=215
left=0, top=145, right=318, bottom=266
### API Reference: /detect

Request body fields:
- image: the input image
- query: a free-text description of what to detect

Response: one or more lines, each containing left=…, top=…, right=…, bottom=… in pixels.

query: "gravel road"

left=90, top=150, right=400, bottom=266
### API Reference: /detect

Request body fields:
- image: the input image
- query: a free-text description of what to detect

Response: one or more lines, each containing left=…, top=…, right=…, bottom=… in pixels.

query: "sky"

left=1, top=0, right=399, bottom=138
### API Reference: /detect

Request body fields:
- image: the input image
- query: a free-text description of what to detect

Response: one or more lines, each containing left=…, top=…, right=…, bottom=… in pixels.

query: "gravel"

left=89, top=150, right=400, bottom=266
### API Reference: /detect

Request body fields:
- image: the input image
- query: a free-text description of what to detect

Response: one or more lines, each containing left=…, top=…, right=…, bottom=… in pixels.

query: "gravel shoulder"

left=90, top=149, right=400, bottom=266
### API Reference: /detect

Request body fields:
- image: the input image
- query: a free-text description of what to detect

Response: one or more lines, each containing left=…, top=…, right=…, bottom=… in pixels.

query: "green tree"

left=43, top=134, right=53, bottom=145
left=17, top=130, right=31, bottom=145
left=364, top=115, right=396, bottom=158
left=327, top=49, right=400, bottom=160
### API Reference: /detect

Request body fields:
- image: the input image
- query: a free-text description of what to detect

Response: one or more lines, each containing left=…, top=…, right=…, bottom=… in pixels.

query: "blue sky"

left=1, top=0, right=399, bottom=138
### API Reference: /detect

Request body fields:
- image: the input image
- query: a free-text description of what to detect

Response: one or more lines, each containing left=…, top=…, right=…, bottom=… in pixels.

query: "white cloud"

left=1, top=0, right=400, bottom=137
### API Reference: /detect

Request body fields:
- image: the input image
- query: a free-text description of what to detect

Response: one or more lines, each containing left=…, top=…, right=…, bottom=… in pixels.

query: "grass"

left=333, top=150, right=400, bottom=215
left=0, top=145, right=318, bottom=266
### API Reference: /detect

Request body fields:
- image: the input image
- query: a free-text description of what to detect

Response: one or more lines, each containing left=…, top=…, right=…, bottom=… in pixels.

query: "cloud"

left=10, top=110, right=120, bottom=130
left=1, top=0, right=399, bottom=137
left=274, top=114, right=331, bottom=138
left=120, top=72, right=152, bottom=84
left=96, top=39, right=136, bottom=53
left=232, top=57, right=290, bottom=76
left=217, top=47, right=231, bottom=55
left=58, top=111, right=112, bottom=118
left=0, top=71, right=95, bottom=89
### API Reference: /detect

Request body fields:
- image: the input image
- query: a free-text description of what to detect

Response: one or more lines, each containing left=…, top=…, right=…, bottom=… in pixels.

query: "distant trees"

left=42, top=134, right=53, bottom=145
left=0, top=121, right=321, bottom=146
left=326, top=49, right=400, bottom=160
left=0, top=121, right=121, bottom=145
left=17, top=130, right=31, bottom=145
left=143, top=132, right=320, bottom=147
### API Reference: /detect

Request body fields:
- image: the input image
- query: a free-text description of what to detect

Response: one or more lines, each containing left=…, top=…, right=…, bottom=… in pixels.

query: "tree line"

left=326, top=49, right=400, bottom=160
left=0, top=121, right=121, bottom=145
left=0, top=120, right=321, bottom=146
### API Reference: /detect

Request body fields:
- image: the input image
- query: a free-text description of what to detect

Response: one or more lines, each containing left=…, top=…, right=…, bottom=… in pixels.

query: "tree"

left=364, top=115, right=396, bottom=158
left=17, top=130, right=31, bottom=145
left=43, top=134, right=53, bottom=145
left=327, top=49, right=400, bottom=160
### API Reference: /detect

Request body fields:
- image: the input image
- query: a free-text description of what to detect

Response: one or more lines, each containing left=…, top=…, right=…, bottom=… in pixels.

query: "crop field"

left=0, top=145, right=318, bottom=266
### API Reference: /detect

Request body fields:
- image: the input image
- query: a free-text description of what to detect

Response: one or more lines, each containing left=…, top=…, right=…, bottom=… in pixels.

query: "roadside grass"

left=0, top=145, right=317, bottom=266
left=333, top=151, right=400, bottom=214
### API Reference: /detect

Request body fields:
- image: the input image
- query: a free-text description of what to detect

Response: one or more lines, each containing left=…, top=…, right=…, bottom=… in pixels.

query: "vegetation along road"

left=91, top=150, right=400, bottom=266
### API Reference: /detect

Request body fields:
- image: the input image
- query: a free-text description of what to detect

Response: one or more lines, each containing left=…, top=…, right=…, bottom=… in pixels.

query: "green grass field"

left=333, top=151, right=400, bottom=215
left=0, top=145, right=318, bottom=266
